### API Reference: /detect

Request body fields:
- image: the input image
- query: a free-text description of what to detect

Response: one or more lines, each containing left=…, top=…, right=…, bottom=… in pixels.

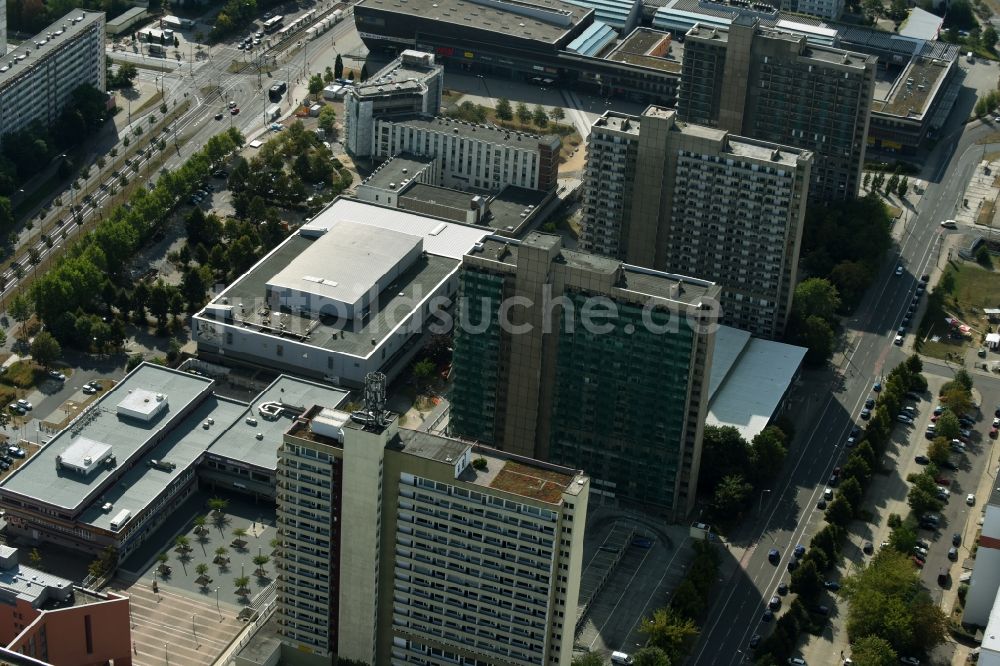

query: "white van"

left=611, top=652, right=634, bottom=665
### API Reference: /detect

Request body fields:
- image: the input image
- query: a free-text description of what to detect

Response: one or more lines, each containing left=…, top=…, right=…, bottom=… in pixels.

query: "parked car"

left=47, top=370, right=65, bottom=381
left=894, top=334, right=904, bottom=346
left=863, top=541, right=874, bottom=555
left=915, top=455, right=930, bottom=465
left=794, top=544, right=806, bottom=558
left=787, top=559, right=799, bottom=572
left=900, top=657, right=920, bottom=666
left=631, top=537, right=654, bottom=548
left=824, top=580, right=840, bottom=591
left=940, top=219, right=957, bottom=229
left=861, top=408, right=872, bottom=420
left=762, top=610, right=774, bottom=622
left=768, top=548, right=780, bottom=564
left=953, top=533, right=962, bottom=547
left=895, top=265, right=904, bottom=276
left=873, top=381, right=882, bottom=392
left=8, top=447, right=25, bottom=458
left=16, top=399, right=31, bottom=411
left=948, top=547, right=958, bottom=561
left=768, top=595, right=781, bottom=610
left=967, top=493, right=976, bottom=506
left=897, top=415, right=913, bottom=424
left=777, top=582, right=789, bottom=595
left=749, top=635, right=761, bottom=649
left=915, top=539, right=931, bottom=550
left=865, top=398, right=875, bottom=409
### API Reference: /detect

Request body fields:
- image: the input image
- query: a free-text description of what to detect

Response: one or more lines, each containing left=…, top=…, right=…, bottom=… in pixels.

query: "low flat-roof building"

left=0, top=548, right=132, bottom=665
left=606, top=27, right=683, bottom=74
left=964, top=485, right=1000, bottom=627
left=0, top=363, right=347, bottom=558
left=355, top=154, right=439, bottom=208
left=193, top=198, right=491, bottom=387
left=105, top=6, right=147, bottom=35
left=705, top=326, right=806, bottom=440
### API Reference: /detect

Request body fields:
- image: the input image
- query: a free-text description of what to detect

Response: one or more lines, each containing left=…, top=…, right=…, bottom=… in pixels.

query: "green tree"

left=640, top=607, right=699, bottom=662
left=412, top=358, right=435, bottom=389
left=334, top=54, right=344, bottom=80
left=195, top=562, right=209, bottom=578
left=793, top=277, right=841, bottom=322
left=935, top=410, right=961, bottom=441
left=550, top=106, right=565, bottom=121
left=209, top=497, right=229, bottom=514
left=9, top=293, right=32, bottom=341
left=897, top=176, right=908, bottom=198
left=851, top=635, right=898, bottom=666
left=888, top=523, right=918, bottom=555
left=748, top=426, right=787, bottom=485
left=532, top=104, right=549, bottom=127
left=495, top=98, right=513, bottom=121
left=983, top=25, right=999, bottom=50
left=798, top=315, right=835, bottom=367
left=842, top=454, right=872, bottom=486
left=323, top=66, right=334, bottom=84
left=234, top=575, right=250, bottom=594
left=711, top=473, right=752, bottom=517
left=907, top=474, right=943, bottom=516
left=0, top=197, right=12, bottom=228
left=824, top=496, right=853, bottom=527
left=126, top=353, right=144, bottom=372
left=28, top=548, right=42, bottom=569
left=633, top=647, right=671, bottom=666
left=698, top=425, right=751, bottom=495
left=318, top=106, right=337, bottom=134
left=790, top=557, right=823, bottom=601
left=516, top=102, right=532, bottom=124
left=252, top=554, right=270, bottom=576
left=927, top=437, right=951, bottom=466
left=30, top=331, right=61, bottom=367
left=838, top=477, right=864, bottom=514
left=308, top=74, right=324, bottom=99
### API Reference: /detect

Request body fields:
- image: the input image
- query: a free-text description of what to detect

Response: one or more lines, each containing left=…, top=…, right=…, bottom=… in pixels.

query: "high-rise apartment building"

left=0, top=0, right=7, bottom=55
left=0, top=11, right=105, bottom=143
left=276, top=403, right=589, bottom=666
left=678, top=16, right=875, bottom=201
left=449, top=232, right=719, bottom=516
left=581, top=106, right=811, bottom=338
left=344, top=49, right=443, bottom=158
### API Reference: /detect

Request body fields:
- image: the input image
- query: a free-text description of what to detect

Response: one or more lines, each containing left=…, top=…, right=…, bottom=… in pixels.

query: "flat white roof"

left=117, top=388, right=167, bottom=421
left=59, top=437, right=113, bottom=476
left=300, top=198, right=490, bottom=260
left=983, top=590, right=1000, bottom=654
left=898, top=7, right=942, bottom=41
left=706, top=326, right=807, bottom=441
left=267, top=220, right=422, bottom=306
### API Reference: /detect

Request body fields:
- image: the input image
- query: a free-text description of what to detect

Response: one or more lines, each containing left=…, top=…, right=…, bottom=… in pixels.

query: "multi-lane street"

left=0, top=4, right=357, bottom=308
left=691, top=101, right=1000, bottom=664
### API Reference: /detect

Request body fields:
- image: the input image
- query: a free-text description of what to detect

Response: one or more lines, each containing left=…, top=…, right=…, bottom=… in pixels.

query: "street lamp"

left=759, top=489, right=771, bottom=513
left=215, top=587, right=222, bottom=620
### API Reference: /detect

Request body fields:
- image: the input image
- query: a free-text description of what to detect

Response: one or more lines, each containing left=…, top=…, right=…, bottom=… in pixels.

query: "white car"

left=940, top=219, right=958, bottom=229
left=16, top=399, right=31, bottom=411
left=894, top=334, right=904, bottom=346
left=82, top=385, right=97, bottom=395
left=968, top=493, right=976, bottom=506
left=895, top=265, right=904, bottom=276
left=47, top=370, right=65, bottom=381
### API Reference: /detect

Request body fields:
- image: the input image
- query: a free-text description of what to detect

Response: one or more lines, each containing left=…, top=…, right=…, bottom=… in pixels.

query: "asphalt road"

left=692, top=105, right=1000, bottom=663
left=0, top=4, right=354, bottom=308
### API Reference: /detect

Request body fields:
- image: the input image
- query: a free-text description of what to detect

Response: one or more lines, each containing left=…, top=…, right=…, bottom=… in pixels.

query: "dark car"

left=768, top=548, right=780, bottom=564
left=768, top=595, right=781, bottom=610
left=948, top=547, right=958, bottom=561
left=953, top=533, right=962, bottom=547
left=749, top=634, right=761, bottom=649
left=873, top=381, right=882, bottom=392
left=817, top=499, right=827, bottom=509
left=777, top=582, right=789, bottom=595
left=762, top=610, right=774, bottom=622
left=937, top=568, right=948, bottom=585
left=787, top=559, right=799, bottom=572
left=863, top=541, right=874, bottom=554
left=793, top=544, right=806, bottom=558
left=915, top=455, right=930, bottom=465
left=214, top=112, right=223, bottom=120
left=632, top=537, right=654, bottom=548
left=828, top=474, right=839, bottom=487
left=814, top=605, right=829, bottom=616
left=860, top=408, right=872, bottom=420
left=824, top=580, right=840, bottom=592
left=865, top=398, right=875, bottom=409
left=941, top=460, right=959, bottom=471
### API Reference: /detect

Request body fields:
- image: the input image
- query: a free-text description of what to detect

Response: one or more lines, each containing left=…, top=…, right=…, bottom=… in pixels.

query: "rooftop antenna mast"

left=352, top=371, right=388, bottom=428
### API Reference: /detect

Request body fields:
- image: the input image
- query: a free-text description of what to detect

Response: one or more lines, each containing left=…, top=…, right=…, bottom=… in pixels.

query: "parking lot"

left=799, top=365, right=1000, bottom=663
left=575, top=507, right=693, bottom=659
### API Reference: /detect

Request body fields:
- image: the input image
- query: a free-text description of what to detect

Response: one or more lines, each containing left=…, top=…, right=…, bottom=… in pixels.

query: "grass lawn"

left=917, top=256, right=1000, bottom=360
